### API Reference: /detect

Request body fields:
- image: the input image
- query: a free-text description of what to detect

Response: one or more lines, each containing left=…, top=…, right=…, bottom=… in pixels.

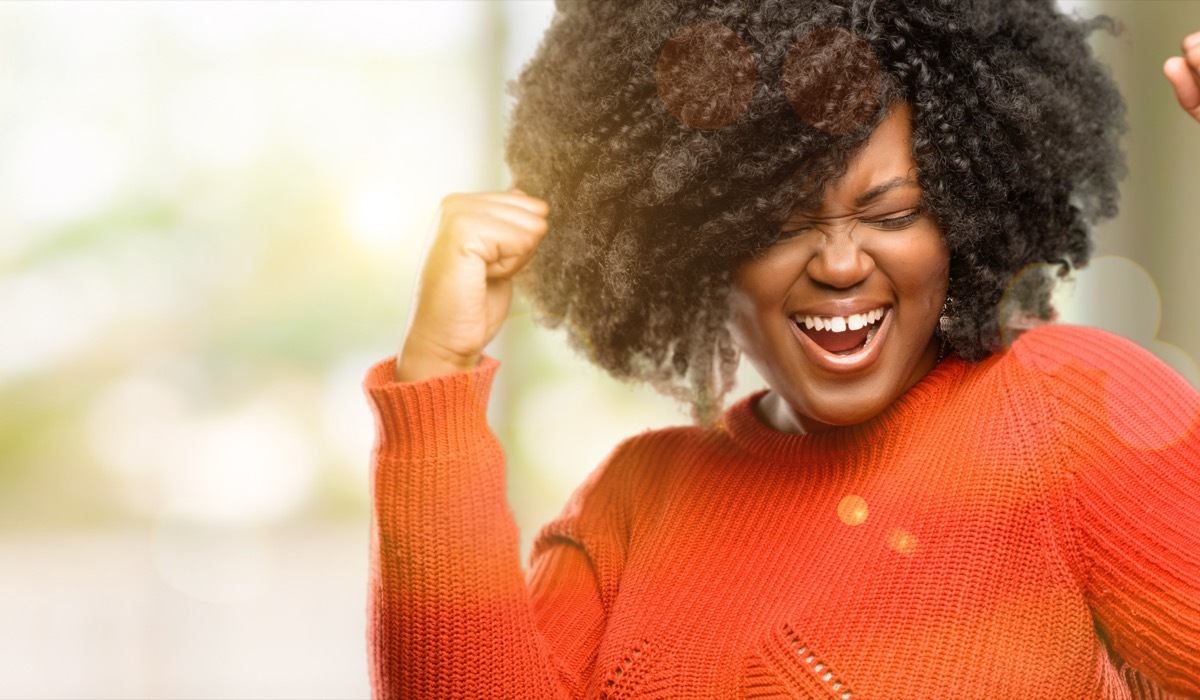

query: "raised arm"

left=1022, top=326, right=1200, bottom=696
left=366, top=192, right=606, bottom=698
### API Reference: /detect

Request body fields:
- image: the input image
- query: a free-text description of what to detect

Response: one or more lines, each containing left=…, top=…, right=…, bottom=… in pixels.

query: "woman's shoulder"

left=554, top=423, right=710, bottom=512
left=1008, top=322, right=1150, bottom=365
left=998, top=322, right=1183, bottom=389
left=600, top=424, right=710, bottom=475
left=1000, top=323, right=1200, bottom=446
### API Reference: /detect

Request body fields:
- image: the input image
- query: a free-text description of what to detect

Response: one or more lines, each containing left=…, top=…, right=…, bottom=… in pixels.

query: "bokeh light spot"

left=1104, top=362, right=1200, bottom=451
left=1003, top=257, right=1200, bottom=449
left=837, top=494, right=868, bottom=526
left=887, top=527, right=918, bottom=557
left=783, top=28, right=882, bottom=135
left=345, top=177, right=409, bottom=250
left=1054, top=256, right=1162, bottom=342
left=1146, top=340, right=1200, bottom=389
left=655, top=23, right=756, bottom=130
left=1008, top=256, right=1174, bottom=377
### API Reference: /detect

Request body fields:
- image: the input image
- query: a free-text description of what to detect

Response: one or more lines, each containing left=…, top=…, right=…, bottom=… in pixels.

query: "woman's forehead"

left=798, top=106, right=923, bottom=212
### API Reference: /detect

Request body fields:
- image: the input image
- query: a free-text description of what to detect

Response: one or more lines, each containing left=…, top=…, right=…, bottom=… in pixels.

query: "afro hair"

left=505, top=0, right=1126, bottom=423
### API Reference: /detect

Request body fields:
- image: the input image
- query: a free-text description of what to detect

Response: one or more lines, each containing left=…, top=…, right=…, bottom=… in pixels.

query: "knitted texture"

left=364, top=325, right=1200, bottom=699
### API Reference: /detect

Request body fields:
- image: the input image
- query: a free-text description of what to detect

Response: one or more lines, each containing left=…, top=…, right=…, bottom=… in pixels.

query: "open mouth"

left=792, top=307, right=888, bottom=356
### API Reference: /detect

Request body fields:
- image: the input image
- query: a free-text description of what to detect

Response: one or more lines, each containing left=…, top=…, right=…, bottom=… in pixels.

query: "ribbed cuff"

left=362, top=355, right=500, bottom=461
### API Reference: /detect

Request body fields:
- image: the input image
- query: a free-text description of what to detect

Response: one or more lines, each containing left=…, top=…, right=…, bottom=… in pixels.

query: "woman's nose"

left=806, top=226, right=874, bottom=289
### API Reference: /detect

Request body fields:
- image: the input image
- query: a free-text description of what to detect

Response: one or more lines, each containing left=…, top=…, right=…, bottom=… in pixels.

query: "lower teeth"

left=837, top=318, right=882, bottom=355
left=863, top=319, right=881, bottom=345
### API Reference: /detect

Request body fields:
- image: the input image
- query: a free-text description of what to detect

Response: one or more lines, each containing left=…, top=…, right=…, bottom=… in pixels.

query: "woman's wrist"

left=395, top=338, right=480, bottom=383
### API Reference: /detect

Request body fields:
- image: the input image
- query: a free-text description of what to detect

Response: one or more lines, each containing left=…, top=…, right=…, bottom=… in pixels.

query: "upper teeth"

left=795, top=307, right=885, bottom=332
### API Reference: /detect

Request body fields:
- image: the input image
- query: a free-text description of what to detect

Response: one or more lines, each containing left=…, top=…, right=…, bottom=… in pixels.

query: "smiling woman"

left=367, top=1, right=1200, bottom=697
left=730, top=105, right=950, bottom=432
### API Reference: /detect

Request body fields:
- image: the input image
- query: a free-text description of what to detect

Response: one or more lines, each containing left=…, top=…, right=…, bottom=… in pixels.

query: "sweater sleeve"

left=362, top=356, right=607, bottom=699
left=1019, top=325, right=1200, bottom=696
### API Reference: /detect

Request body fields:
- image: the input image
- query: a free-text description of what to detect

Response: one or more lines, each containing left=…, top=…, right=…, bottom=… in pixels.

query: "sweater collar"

left=719, top=354, right=968, bottom=460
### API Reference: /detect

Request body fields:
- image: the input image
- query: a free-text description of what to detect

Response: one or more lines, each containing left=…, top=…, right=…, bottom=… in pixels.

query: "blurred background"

left=0, top=1, right=1196, bottom=697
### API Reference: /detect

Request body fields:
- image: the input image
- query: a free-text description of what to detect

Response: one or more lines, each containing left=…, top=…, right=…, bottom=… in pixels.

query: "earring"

left=936, top=281, right=953, bottom=363
left=938, top=295, right=953, bottom=335
left=937, top=275, right=954, bottom=336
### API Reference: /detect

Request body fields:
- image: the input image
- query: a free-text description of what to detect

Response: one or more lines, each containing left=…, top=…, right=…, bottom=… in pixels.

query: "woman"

left=367, top=1, right=1200, bottom=697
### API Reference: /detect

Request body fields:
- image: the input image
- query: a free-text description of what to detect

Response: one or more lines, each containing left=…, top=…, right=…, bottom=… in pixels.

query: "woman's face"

left=728, top=104, right=950, bottom=433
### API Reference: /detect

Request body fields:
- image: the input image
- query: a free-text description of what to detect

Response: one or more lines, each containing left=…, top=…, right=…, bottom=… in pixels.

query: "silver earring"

left=936, top=280, right=953, bottom=363
left=937, top=274, right=955, bottom=335
left=938, top=294, right=953, bottom=335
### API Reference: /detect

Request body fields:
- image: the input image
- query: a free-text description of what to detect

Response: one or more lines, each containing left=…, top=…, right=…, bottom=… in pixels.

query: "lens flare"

left=837, top=495, right=868, bottom=526
left=783, top=28, right=882, bottom=135
left=887, top=527, right=918, bottom=557
left=656, top=23, right=756, bottom=130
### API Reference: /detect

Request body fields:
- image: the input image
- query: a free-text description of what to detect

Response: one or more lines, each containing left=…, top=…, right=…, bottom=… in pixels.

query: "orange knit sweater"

left=364, top=324, right=1200, bottom=699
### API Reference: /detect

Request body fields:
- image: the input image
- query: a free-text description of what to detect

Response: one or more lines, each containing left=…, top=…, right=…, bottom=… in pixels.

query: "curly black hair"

left=505, top=0, right=1126, bottom=423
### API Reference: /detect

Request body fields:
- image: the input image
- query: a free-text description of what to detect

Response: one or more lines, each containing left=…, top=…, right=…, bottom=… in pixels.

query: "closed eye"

left=780, top=209, right=922, bottom=237
left=866, top=209, right=922, bottom=230
left=778, top=223, right=813, bottom=237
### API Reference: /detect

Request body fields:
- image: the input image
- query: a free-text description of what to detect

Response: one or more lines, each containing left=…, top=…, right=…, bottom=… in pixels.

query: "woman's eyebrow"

left=854, top=176, right=919, bottom=207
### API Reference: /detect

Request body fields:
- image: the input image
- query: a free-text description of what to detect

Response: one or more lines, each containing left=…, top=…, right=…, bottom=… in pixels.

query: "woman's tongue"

left=801, top=324, right=870, bottom=354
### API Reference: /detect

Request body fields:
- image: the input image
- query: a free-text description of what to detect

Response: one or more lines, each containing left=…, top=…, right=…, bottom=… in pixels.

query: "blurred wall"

left=0, top=2, right=535, bottom=697
left=1088, top=1, right=1200, bottom=372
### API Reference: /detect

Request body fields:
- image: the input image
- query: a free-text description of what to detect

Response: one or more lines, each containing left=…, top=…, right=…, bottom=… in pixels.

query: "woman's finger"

left=444, top=210, right=547, bottom=277
left=440, top=192, right=549, bottom=236
left=479, top=189, right=550, bottom=216
left=1164, top=55, right=1200, bottom=120
left=1163, top=30, right=1200, bottom=119
left=460, top=197, right=549, bottom=234
left=1185, top=30, right=1200, bottom=54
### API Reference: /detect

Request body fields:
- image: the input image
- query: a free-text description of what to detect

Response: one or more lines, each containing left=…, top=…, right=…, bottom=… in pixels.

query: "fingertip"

left=507, top=186, right=545, bottom=204
left=1164, top=56, right=1200, bottom=113
left=1164, top=56, right=1187, bottom=81
left=528, top=206, right=551, bottom=231
left=526, top=195, right=551, bottom=213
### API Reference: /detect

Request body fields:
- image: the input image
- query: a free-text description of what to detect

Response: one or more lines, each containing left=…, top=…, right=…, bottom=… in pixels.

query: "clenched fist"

left=397, top=190, right=550, bottom=383
left=1165, top=30, right=1200, bottom=122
